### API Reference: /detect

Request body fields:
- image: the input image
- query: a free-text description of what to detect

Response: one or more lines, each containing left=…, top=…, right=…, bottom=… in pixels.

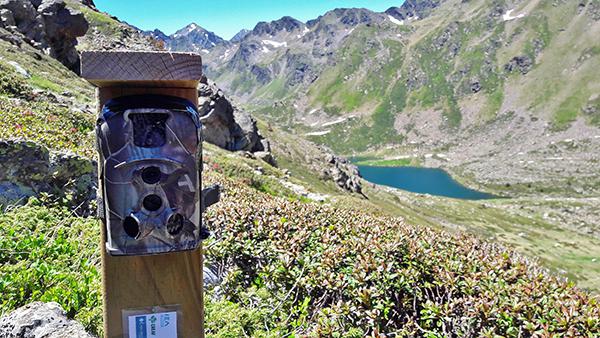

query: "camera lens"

left=141, top=166, right=161, bottom=184
left=123, top=216, right=140, bottom=239
left=143, top=194, right=162, bottom=211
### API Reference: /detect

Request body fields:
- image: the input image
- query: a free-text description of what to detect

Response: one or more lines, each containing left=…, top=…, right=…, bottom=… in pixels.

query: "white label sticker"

left=128, top=311, right=177, bottom=338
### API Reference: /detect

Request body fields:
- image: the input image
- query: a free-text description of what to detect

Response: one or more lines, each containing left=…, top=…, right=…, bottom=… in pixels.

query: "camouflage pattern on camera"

left=96, top=95, right=202, bottom=256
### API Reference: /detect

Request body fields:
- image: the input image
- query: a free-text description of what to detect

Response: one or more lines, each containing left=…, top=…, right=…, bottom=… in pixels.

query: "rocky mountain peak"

left=331, top=7, right=381, bottom=26
left=173, top=22, right=202, bottom=36
left=169, top=22, right=225, bottom=52
left=307, top=7, right=383, bottom=28
left=251, top=16, right=304, bottom=37
left=145, top=28, right=169, bottom=41
left=385, top=0, right=442, bottom=21
left=230, top=28, right=250, bottom=43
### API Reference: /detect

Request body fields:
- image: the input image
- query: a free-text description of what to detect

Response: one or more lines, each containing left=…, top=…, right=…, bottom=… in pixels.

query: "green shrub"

left=0, top=62, right=30, bottom=98
left=0, top=96, right=95, bottom=157
left=203, top=172, right=600, bottom=336
left=0, top=201, right=102, bottom=335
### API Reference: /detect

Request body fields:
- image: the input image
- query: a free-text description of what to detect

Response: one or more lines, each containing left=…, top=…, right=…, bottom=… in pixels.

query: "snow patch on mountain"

left=502, top=9, right=526, bottom=21
left=388, top=15, right=404, bottom=26
left=305, top=130, right=331, bottom=136
left=262, top=40, right=287, bottom=48
left=322, top=117, right=348, bottom=127
left=187, top=23, right=199, bottom=33
left=297, top=26, right=310, bottom=39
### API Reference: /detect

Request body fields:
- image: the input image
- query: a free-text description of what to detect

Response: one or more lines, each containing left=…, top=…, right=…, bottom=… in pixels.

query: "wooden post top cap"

left=81, top=50, right=203, bottom=88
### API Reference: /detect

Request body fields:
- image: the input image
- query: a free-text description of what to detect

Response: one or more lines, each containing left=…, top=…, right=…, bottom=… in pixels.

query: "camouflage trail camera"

left=96, top=95, right=205, bottom=256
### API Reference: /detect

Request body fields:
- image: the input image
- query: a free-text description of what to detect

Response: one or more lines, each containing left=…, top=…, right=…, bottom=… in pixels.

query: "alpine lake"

left=356, top=165, right=498, bottom=200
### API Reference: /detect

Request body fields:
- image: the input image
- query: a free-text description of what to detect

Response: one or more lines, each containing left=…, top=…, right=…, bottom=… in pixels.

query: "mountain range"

left=147, top=0, right=600, bottom=199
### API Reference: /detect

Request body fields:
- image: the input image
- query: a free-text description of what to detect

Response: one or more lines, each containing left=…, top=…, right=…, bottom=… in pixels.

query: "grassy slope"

left=202, top=172, right=599, bottom=336
left=0, top=33, right=93, bottom=102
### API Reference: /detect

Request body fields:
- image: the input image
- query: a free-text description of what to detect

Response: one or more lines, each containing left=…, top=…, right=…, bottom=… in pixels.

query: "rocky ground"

left=0, top=302, right=93, bottom=338
left=410, top=112, right=600, bottom=198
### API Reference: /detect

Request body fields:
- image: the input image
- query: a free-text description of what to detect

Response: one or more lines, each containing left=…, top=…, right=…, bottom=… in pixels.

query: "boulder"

left=254, top=151, right=277, bottom=167
left=37, top=0, right=88, bottom=73
left=0, top=139, right=51, bottom=194
left=0, top=139, right=96, bottom=214
left=504, top=56, right=533, bottom=75
left=6, top=61, right=29, bottom=78
left=0, top=0, right=88, bottom=73
left=0, top=302, right=94, bottom=338
left=319, top=149, right=362, bottom=194
left=198, top=77, right=269, bottom=153
left=0, top=0, right=46, bottom=45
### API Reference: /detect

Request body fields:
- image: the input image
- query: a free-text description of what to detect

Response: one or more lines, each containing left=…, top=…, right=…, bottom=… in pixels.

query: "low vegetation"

left=203, top=173, right=599, bottom=336
left=0, top=96, right=95, bottom=158
left=2, top=172, right=598, bottom=337
left=0, top=201, right=102, bottom=335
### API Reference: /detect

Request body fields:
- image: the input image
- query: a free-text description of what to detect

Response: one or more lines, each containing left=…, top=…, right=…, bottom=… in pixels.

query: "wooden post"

left=81, top=51, right=204, bottom=338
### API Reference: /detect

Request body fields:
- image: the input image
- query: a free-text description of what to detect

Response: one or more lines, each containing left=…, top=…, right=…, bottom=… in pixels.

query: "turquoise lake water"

left=357, top=166, right=497, bottom=200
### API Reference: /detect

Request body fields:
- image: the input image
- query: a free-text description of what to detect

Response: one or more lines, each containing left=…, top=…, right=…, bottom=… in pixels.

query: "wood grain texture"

left=99, top=86, right=204, bottom=338
left=81, top=51, right=203, bottom=88
left=83, top=52, right=205, bottom=338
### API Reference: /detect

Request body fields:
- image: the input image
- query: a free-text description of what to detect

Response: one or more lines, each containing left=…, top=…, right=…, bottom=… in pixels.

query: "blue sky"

left=94, top=0, right=404, bottom=40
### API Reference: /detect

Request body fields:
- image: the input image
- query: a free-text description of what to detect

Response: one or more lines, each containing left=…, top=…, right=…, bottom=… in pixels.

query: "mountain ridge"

left=183, top=0, right=600, bottom=199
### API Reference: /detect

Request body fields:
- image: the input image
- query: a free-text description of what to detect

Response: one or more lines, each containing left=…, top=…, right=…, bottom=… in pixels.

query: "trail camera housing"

left=97, top=95, right=202, bottom=256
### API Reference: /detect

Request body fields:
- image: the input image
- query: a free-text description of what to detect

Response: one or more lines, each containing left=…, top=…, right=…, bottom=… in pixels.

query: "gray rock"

left=0, top=182, right=34, bottom=207
left=0, top=302, right=94, bottom=338
left=38, top=0, right=88, bottom=73
left=255, top=151, right=277, bottom=167
left=198, top=77, right=269, bottom=153
left=0, top=0, right=88, bottom=73
left=0, top=140, right=51, bottom=194
left=319, top=149, right=362, bottom=194
left=203, top=266, right=220, bottom=286
left=588, top=1, right=600, bottom=21
left=385, top=0, right=441, bottom=21
left=470, top=80, right=481, bottom=93
left=504, top=56, right=533, bottom=75
left=0, top=140, right=96, bottom=213
left=259, top=138, right=271, bottom=152
left=0, top=0, right=46, bottom=43
left=6, top=61, right=29, bottom=78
